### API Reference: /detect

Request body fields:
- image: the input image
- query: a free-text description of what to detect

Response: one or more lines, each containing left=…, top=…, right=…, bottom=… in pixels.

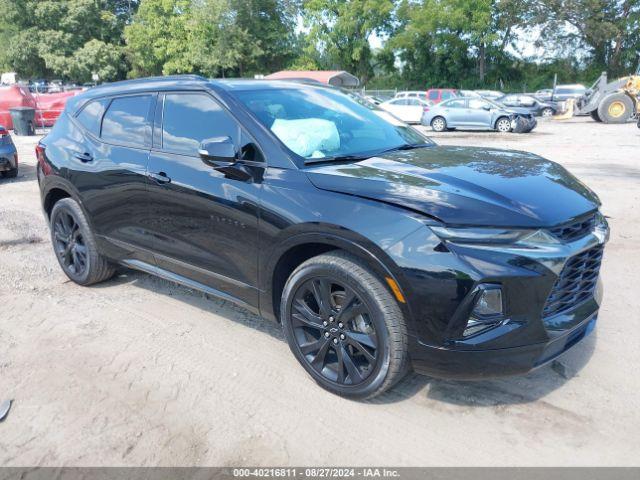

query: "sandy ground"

left=0, top=117, right=639, bottom=466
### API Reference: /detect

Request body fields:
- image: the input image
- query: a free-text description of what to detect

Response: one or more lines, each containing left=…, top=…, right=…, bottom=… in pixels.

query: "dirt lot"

left=1, top=117, right=639, bottom=466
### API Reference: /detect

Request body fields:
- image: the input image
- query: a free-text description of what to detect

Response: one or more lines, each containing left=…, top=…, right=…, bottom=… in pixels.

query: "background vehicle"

left=395, top=91, right=429, bottom=102
left=550, top=84, right=586, bottom=101
left=0, top=125, right=18, bottom=178
left=422, top=97, right=536, bottom=132
left=473, top=90, right=504, bottom=100
left=380, top=97, right=431, bottom=123
left=0, top=85, right=76, bottom=129
left=0, top=85, right=37, bottom=130
left=497, top=94, right=557, bottom=117
left=426, top=88, right=458, bottom=104
left=574, top=63, right=640, bottom=123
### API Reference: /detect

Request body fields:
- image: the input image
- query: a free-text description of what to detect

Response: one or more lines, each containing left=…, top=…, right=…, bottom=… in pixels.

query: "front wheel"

left=280, top=252, right=409, bottom=399
left=597, top=93, right=634, bottom=123
left=495, top=117, right=512, bottom=132
left=541, top=107, right=554, bottom=117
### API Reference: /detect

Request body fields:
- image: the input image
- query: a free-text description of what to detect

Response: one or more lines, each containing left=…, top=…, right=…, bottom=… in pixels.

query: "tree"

left=532, top=0, right=640, bottom=76
left=301, top=0, right=395, bottom=82
left=0, top=0, right=137, bottom=81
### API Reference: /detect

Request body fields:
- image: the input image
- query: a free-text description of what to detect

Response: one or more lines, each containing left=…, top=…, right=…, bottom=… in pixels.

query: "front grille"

left=542, top=245, right=604, bottom=318
left=549, top=214, right=597, bottom=242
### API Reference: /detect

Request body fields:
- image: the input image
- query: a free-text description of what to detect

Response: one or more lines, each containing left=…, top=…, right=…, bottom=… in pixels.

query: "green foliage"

left=124, top=0, right=299, bottom=78
left=0, top=0, right=137, bottom=81
left=302, top=0, right=395, bottom=82
left=0, top=0, right=637, bottom=90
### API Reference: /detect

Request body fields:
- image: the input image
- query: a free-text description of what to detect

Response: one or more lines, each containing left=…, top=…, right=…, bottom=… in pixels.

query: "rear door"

left=70, top=93, right=157, bottom=264
left=145, top=91, right=265, bottom=307
left=441, top=98, right=468, bottom=126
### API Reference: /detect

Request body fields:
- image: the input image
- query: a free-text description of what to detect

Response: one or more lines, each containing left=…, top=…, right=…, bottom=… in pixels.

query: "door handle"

left=74, top=152, right=93, bottom=163
left=148, top=171, right=171, bottom=184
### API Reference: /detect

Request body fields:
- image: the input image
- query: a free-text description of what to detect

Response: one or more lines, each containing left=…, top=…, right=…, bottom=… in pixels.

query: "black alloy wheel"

left=290, top=277, right=379, bottom=386
left=281, top=252, right=409, bottom=399
left=49, top=198, right=115, bottom=285
left=53, top=210, right=88, bottom=277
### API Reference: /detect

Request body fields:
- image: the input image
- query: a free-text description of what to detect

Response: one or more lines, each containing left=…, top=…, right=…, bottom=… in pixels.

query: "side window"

left=428, top=90, right=439, bottom=100
left=441, top=91, right=454, bottom=100
left=161, top=93, right=239, bottom=156
left=444, top=99, right=466, bottom=108
left=101, top=95, right=153, bottom=147
left=76, top=98, right=109, bottom=137
left=468, top=99, right=489, bottom=109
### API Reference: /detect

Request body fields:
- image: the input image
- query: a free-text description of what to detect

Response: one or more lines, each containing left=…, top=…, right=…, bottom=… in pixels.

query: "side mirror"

left=199, top=136, right=237, bottom=166
left=482, top=105, right=491, bottom=111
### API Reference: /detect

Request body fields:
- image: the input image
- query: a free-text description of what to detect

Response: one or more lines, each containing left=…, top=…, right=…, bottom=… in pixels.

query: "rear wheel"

left=541, top=107, right=554, bottom=117
left=590, top=110, right=603, bottom=122
left=50, top=198, right=115, bottom=286
left=597, top=93, right=634, bottom=124
left=495, top=116, right=512, bottom=132
left=431, top=116, right=447, bottom=132
left=280, top=252, right=409, bottom=399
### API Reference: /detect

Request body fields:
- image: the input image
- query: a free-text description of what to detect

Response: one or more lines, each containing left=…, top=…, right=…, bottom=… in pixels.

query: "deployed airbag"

left=271, top=118, right=340, bottom=158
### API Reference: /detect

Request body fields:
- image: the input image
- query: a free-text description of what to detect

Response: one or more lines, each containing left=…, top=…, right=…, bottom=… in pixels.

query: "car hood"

left=305, top=146, right=599, bottom=227
left=501, top=106, right=533, bottom=115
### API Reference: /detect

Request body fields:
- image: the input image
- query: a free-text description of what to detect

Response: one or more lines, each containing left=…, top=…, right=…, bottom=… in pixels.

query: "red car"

left=426, top=88, right=459, bottom=104
left=0, top=85, right=76, bottom=130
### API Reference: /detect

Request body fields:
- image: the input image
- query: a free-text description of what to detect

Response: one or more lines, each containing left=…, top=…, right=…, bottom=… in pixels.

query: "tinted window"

left=428, top=91, right=439, bottom=100
left=441, top=91, right=455, bottom=100
left=101, top=95, right=152, bottom=147
left=161, top=93, right=239, bottom=156
left=76, top=99, right=109, bottom=137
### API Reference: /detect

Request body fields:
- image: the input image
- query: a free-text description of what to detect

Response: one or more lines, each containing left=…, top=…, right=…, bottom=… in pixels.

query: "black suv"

left=37, top=76, right=608, bottom=399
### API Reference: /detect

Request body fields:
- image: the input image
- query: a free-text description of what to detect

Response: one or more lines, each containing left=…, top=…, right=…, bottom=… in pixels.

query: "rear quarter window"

left=101, top=95, right=153, bottom=147
left=75, top=99, right=110, bottom=137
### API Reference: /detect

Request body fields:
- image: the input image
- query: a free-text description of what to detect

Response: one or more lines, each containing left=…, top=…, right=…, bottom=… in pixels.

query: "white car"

left=394, top=90, right=429, bottom=102
left=380, top=97, right=432, bottom=124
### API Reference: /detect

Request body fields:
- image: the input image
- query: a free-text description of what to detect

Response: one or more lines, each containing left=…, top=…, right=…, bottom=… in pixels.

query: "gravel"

left=0, top=117, right=639, bottom=466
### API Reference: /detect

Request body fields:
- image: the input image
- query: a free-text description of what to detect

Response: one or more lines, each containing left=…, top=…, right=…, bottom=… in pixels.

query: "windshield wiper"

left=304, top=153, right=372, bottom=165
left=380, top=143, right=433, bottom=154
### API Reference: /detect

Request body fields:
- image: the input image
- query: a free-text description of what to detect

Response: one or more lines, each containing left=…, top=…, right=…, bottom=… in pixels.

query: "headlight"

left=430, top=226, right=558, bottom=245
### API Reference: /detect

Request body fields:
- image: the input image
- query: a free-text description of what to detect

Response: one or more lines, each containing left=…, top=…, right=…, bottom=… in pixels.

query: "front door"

left=146, top=91, right=265, bottom=308
left=466, top=98, right=494, bottom=128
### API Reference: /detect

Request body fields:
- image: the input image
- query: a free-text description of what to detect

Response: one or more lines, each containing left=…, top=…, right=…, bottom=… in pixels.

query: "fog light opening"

left=463, top=285, right=504, bottom=337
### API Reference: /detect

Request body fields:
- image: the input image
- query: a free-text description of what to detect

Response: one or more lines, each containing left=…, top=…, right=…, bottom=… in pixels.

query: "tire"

left=590, top=110, right=603, bottom=122
left=280, top=251, right=409, bottom=399
left=1, top=166, right=17, bottom=178
left=495, top=116, right=512, bottom=132
left=50, top=198, right=115, bottom=286
left=597, top=93, right=634, bottom=124
left=431, top=116, right=447, bottom=132
left=541, top=107, right=554, bottom=118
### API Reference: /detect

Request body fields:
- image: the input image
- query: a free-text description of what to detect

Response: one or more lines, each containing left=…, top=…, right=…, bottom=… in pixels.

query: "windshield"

left=233, top=86, right=432, bottom=162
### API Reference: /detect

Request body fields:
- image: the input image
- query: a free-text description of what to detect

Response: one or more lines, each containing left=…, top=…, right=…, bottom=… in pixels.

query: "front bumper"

left=390, top=216, right=607, bottom=379
left=409, top=304, right=598, bottom=379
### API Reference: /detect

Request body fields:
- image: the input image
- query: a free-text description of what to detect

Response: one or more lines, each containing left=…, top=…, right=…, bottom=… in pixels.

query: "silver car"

left=421, top=97, right=535, bottom=133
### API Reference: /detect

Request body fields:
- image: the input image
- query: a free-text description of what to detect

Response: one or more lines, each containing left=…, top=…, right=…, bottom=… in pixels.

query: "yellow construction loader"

left=571, top=62, right=640, bottom=123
